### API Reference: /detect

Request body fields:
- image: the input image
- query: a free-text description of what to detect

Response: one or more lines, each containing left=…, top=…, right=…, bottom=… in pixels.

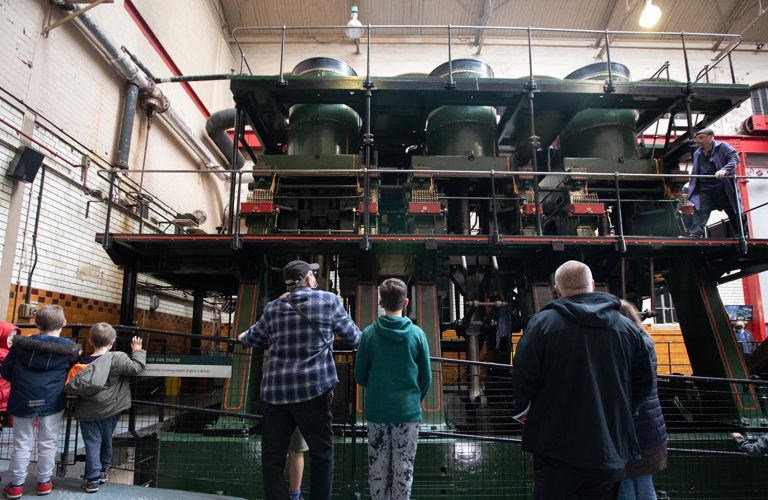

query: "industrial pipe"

left=205, top=109, right=245, bottom=170
left=54, top=1, right=226, bottom=178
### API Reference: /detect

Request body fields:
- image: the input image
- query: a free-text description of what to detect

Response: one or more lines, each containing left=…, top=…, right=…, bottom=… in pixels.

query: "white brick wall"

left=1, top=0, right=235, bottom=321
left=719, top=281, right=746, bottom=306
left=0, top=100, right=25, bottom=267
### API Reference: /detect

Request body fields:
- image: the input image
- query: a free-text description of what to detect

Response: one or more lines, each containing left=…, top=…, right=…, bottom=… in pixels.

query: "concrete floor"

left=1, top=476, right=247, bottom=499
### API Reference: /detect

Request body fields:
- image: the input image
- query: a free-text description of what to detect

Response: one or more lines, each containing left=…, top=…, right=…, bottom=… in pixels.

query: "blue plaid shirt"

left=240, top=286, right=361, bottom=404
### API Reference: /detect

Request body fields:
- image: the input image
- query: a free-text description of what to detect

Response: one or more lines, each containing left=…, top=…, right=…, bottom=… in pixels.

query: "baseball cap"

left=283, top=260, right=320, bottom=285
left=695, top=128, right=714, bottom=136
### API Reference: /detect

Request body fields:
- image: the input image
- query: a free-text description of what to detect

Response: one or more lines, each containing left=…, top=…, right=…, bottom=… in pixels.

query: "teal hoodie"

left=354, top=315, right=432, bottom=423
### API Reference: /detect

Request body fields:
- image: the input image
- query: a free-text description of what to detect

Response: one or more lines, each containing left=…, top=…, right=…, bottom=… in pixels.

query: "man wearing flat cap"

left=687, top=128, right=745, bottom=238
left=239, top=259, right=361, bottom=500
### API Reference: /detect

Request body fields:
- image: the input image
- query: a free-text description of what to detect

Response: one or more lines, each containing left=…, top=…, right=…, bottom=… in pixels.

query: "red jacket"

left=0, top=322, right=18, bottom=412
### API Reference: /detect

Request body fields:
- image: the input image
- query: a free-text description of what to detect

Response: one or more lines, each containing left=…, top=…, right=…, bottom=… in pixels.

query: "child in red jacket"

left=0, top=322, right=18, bottom=426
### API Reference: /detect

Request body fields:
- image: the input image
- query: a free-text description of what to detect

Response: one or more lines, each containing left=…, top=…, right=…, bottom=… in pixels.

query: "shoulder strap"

left=285, top=295, right=332, bottom=350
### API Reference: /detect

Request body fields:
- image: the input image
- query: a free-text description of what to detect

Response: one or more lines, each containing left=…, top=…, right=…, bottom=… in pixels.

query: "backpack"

left=65, top=352, right=114, bottom=397
left=65, top=363, right=87, bottom=385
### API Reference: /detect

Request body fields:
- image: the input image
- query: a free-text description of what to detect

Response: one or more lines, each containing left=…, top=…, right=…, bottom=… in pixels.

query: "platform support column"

left=666, top=258, right=760, bottom=425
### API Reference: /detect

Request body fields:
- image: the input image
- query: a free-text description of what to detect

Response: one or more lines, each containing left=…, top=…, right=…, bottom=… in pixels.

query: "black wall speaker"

left=6, top=146, right=44, bottom=183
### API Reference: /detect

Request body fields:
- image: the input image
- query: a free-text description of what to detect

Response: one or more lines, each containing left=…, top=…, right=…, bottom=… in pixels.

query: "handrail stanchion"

left=102, top=169, right=116, bottom=250
left=365, top=25, right=372, bottom=84
left=446, top=25, right=455, bottom=88
left=278, top=26, right=286, bottom=87
left=728, top=51, right=736, bottom=84
left=59, top=405, right=75, bottom=476
left=525, top=27, right=543, bottom=236
left=362, top=87, right=373, bottom=251
left=614, top=172, right=627, bottom=253
left=681, top=32, right=692, bottom=85
left=230, top=107, right=245, bottom=250
left=603, top=30, right=615, bottom=93
left=733, top=174, right=748, bottom=255
left=490, top=170, right=500, bottom=244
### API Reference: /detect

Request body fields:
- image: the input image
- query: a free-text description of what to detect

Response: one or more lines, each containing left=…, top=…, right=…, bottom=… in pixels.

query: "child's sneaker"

left=37, top=480, right=53, bottom=495
left=2, top=484, right=23, bottom=499
left=98, top=471, right=109, bottom=484
left=81, top=479, right=99, bottom=494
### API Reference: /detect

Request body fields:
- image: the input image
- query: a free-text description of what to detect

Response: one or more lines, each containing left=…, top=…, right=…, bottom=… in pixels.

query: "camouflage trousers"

left=367, top=421, right=420, bottom=500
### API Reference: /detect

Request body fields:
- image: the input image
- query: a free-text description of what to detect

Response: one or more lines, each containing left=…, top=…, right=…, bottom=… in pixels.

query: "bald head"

left=554, top=260, right=594, bottom=297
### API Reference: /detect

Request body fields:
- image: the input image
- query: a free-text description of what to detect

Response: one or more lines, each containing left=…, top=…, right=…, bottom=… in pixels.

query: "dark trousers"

left=532, top=455, right=621, bottom=500
left=261, top=392, right=334, bottom=500
left=689, top=187, right=740, bottom=238
left=80, top=413, right=121, bottom=482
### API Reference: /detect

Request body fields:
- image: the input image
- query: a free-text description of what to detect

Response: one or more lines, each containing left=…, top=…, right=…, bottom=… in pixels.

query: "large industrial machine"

left=96, top=29, right=768, bottom=497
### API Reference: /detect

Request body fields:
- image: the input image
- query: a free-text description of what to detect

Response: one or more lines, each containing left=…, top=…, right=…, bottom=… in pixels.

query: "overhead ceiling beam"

left=594, top=0, right=640, bottom=58
left=711, top=0, right=753, bottom=52
left=472, top=0, right=494, bottom=54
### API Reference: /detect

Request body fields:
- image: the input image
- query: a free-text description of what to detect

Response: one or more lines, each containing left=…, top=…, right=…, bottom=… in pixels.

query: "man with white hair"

left=512, top=260, right=654, bottom=500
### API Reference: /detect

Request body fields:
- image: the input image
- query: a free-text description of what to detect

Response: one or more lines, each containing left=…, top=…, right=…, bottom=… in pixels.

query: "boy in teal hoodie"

left=354, top=278, right=432, bottom=500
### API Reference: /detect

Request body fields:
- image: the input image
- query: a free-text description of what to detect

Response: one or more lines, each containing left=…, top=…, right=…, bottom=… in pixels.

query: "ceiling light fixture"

left=344, top=5, right=364, bottom=40
left=639, top=0, right=662, bottom=28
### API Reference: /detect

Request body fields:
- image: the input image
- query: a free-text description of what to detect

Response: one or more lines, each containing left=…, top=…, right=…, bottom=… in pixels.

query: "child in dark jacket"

left=65, top=323, right=145, bottom=493
left=0, top=305, right=80, bottom=499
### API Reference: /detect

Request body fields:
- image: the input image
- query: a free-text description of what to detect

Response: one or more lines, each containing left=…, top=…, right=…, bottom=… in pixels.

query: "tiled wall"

left=5, top=284, right=229, bottom=337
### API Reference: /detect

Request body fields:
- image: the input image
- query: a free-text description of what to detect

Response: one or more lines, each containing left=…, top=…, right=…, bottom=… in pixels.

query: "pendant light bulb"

left=639, top=0, right=662, bottom=28
left=345, top=6, right=364, bottom=40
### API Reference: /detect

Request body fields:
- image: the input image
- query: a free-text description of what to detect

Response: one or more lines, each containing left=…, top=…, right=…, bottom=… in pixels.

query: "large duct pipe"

left=115, top=82, right=140, bottom=169
left=54, top=2, right=225, bottom=177
left=206, top=109, right=245, bottom=169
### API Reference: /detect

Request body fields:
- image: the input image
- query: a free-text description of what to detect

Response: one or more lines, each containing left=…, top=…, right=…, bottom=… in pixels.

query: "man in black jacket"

left=512, top=261, right=654, bottom=500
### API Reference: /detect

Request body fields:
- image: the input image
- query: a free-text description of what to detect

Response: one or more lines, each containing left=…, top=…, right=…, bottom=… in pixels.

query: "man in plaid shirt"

left=239, top=260, right=361, bottom=500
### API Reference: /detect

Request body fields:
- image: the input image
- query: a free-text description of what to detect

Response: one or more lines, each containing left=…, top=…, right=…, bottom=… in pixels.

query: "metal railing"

left=230, top=24, right=742, bottom=86
left=2, top=326, right=765, bottom=497
left=97, top=166, right=764, bottom=253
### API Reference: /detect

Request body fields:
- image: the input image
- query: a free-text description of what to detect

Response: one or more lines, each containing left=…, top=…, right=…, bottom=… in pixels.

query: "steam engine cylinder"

left=287, top=57, right=362, bottom=155
left=426, top=59, right=498, bottom=157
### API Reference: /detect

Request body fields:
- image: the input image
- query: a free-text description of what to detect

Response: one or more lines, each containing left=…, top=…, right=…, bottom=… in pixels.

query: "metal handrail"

left=231, top=24, right=743, bottom=85
left=97, top=165, right=763, bottom=248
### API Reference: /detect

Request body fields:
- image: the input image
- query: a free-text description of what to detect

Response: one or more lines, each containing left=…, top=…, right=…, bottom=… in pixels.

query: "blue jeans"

left=261, top=392, right=334, bottom=500
left=80, top=413, right=121, bottom=481
left=619, top=476, right=657, bottom=499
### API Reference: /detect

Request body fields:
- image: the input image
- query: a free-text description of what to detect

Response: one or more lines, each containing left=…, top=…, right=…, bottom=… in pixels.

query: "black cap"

left=283, top=260, right=320, bottom=285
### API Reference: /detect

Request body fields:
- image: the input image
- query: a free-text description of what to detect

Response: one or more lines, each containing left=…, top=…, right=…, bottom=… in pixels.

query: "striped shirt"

left=240, top=286, right=361, bottom=404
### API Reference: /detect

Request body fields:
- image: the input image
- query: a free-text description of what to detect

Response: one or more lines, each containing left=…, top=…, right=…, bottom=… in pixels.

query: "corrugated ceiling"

left=218, top=0, right=768, bottom=50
